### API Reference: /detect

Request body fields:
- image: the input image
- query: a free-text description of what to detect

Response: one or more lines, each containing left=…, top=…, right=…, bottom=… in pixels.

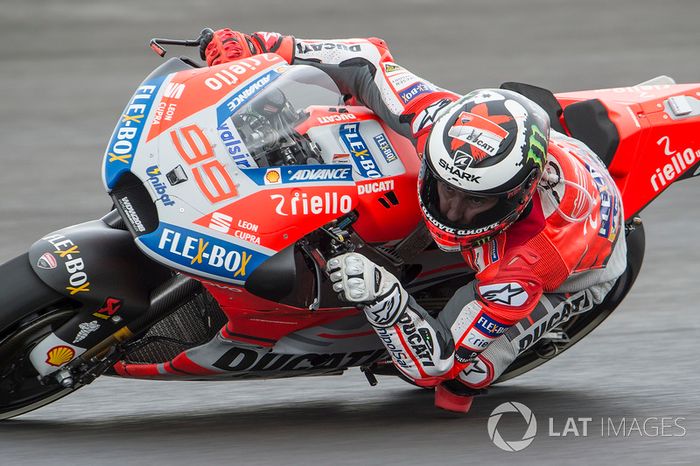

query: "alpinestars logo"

left=479, top=283, right=528, bottom=307
left=412, top=98, right=451, bottom=135
left=366, top=283, right=404, bottom=328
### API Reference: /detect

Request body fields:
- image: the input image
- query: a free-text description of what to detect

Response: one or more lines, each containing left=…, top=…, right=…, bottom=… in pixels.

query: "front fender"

left=28, top=217, right=172, bottom=342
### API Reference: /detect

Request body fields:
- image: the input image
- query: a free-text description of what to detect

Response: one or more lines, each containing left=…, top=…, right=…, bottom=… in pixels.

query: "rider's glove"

left=327, top=253, right=409, bottom=328
left=200, top=28, right=262, bottom=66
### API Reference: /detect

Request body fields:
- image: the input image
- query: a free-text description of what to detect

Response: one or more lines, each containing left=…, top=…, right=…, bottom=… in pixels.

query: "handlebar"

left=149, top=28, right=214, bottom=58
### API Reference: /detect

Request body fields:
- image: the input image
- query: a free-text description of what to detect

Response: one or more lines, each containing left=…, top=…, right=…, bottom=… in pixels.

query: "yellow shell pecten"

left=46, top=345, right=76, bottom=367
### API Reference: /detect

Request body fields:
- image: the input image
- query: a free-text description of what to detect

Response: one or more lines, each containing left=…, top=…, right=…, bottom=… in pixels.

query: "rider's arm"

left=205, top=29, right=459, bottom=143
left=328, top=247, right=543, bottom=387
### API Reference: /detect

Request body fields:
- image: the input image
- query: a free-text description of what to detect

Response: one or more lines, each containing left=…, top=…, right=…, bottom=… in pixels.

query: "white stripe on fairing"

left=428, top=98, right=530, bottom=192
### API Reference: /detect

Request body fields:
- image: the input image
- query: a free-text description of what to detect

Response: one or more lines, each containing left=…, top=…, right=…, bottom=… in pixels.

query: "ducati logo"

left=449, top=111, right=509, bottom=158
left=37, top=252, right=58, bottom=270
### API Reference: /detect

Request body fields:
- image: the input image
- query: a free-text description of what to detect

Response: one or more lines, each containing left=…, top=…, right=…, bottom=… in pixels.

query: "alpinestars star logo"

left=412, top=98, right=451, bottom=134
left=479, top=283, right=528, bottom=307
left=366, top=284, right=404, bottom=328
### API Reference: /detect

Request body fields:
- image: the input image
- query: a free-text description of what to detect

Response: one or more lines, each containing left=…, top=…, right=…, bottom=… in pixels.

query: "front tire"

left=0, top=254, right=80, bottom=420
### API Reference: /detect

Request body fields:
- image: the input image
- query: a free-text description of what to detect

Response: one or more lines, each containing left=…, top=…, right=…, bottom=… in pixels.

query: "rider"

left=203, top=29, right=628, bottom=412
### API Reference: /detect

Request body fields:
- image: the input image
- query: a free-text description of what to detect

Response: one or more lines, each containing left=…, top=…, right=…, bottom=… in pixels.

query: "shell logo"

left=46, top=345, right=76, bottom=367
left=264, top=169, right=281, bottom=184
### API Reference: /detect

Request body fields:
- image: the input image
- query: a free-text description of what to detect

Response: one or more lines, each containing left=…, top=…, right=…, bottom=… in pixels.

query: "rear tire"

left=497, top=222, right=645, bottom=383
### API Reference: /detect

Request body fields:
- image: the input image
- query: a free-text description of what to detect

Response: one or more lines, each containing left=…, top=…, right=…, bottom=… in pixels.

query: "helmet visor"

left=419, top=161, right=523, bottom=235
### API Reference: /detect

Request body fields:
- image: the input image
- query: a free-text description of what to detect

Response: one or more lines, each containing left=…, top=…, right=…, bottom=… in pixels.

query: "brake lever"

left=149, top=28, right=214, bottom=58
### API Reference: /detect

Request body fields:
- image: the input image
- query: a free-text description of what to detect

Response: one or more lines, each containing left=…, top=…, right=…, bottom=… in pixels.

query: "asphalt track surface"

left=1, top=0, right=700, bottom=464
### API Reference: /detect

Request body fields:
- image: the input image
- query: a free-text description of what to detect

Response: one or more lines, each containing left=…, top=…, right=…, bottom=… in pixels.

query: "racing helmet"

left=418, top=89, right=550, bottom=251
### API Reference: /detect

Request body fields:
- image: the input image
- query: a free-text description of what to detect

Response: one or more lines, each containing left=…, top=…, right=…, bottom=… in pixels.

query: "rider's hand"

left=327, top=253, right=409, bottom=328
left=200, top=28, right=261, bottom=66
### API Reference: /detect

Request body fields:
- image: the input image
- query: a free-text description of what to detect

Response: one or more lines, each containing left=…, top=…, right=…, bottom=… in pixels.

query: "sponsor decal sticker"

left=93, top=297, right=123, bottom=320
left=46, top=345, right=76, bottom=367
left=213, top=346, right=385, bottom=372
left=265, top=168, right=282, bottom=185
left=317, top=112, right=357, bottom=124
left=270, top=191, right=353, bottom=217
left=372, top=133, right=398, bottom=163
left=489, top=240, right=500, bottom=263
left=475, top=312, right=509, bottom=337
left=437, top=158, right=482, bottom=183
left=118, top=196, right=146, bottom=233
left=479, top=282, right=528, bottom=307
left=243, top=165, right=354, bottom=185
left=651, top=136, right=700, bottom=193
left=339, top=123, right=383, bottom=179
left=140, top=223, right=269, bottom=282
left=296, top=41, right=363, bottom=56
left=208, top=212, right=233, bottom=233
left=217, top=120, right=256, bottom=169
left=585, top=163, right=620, bottom=241
left=207, top=213, right=261, bottom=245
left=412, top=98, right=452, bottom=135
left=399, top=82, right=431, bottom=104
left=41, top=233, right=91, bottom=295
left=73, top=321, right=101, bottom=344
left=398, top=314, right=435, bottom=367
left=506, top=290, right=593, bottom=353
left=37, top=252, right=58, bottom=270
left=146, top=165, right=176, bottom=206
left=204, top=55, right=285, bottom=92
left=216, top=69, right=281, bottom=125
left=462, top=328, right=493, bottom=352
left=448, top=111, right=509, bottom=159
left=527, top=124, right=547, bottom=170
left=163, top=82, right=185, bottom=99
left=104, top=76, right=165, bottom=189
left=151, top=100, right=178, bottom=127
left=357, top=179, right=394, bottom=195
left=383, top=63, right=404, bottom=74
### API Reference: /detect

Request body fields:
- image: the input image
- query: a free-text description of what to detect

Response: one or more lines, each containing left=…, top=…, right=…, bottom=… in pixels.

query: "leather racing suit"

left=210, top=31, right=628, bottom=404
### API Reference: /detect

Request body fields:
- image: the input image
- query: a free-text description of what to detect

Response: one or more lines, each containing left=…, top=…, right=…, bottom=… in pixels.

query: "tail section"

left=555, top=80, right=700, bottom=218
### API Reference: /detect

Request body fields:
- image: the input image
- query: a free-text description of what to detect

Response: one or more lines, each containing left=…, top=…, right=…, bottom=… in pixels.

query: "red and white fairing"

left=100, top=54, right=451, bottom=379
left=104, top=54, right=425, bottom=287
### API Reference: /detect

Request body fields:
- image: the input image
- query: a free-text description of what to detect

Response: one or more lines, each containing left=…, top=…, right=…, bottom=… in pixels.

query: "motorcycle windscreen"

left=216, top=65, right=345, bottom=170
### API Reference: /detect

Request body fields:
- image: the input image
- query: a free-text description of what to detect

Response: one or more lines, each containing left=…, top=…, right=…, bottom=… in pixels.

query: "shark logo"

left=453, top=150, right=474, bottom=169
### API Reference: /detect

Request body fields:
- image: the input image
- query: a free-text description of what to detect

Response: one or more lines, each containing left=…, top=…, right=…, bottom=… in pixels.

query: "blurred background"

left=1, top=0, right=699, bottom=464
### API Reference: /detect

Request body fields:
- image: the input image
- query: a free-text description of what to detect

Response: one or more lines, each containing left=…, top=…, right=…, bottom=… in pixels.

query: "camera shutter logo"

left=487, top=401, right=537, bottom=452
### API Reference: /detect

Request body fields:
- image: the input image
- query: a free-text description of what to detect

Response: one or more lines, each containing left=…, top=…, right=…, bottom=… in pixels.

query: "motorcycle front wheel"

left=0, top=254, right=81, bottom=421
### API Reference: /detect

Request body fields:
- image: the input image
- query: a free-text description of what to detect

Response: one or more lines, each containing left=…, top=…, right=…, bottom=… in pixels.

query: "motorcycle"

left=1, top=30, right=697, bottom=420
